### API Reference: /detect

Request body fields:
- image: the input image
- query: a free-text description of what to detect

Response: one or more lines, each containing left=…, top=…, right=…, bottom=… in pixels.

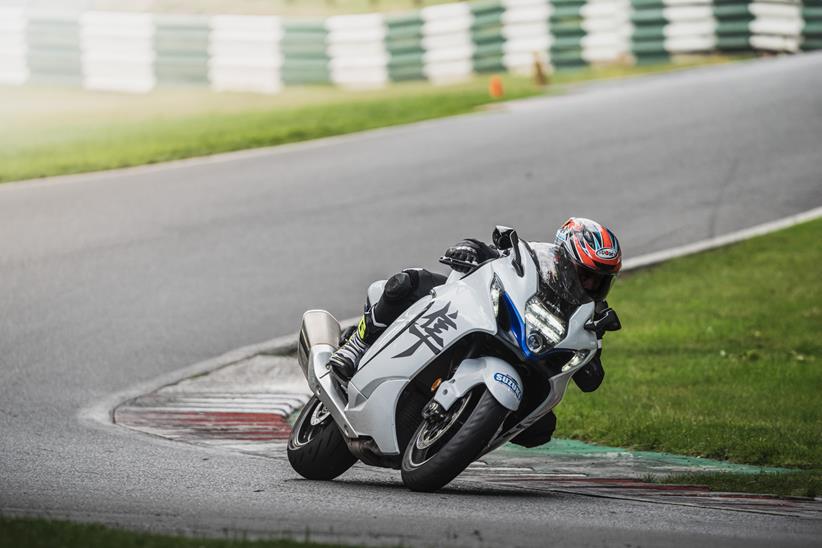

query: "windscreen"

left=529, top=242, right=592, bottom=311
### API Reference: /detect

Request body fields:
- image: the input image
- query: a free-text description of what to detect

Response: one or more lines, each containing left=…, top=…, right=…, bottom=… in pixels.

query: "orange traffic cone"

left=488, top=75, right=504, bottom=99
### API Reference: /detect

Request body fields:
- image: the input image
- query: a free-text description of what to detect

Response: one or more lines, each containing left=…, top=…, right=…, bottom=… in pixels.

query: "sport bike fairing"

left=344, top=243, right=540, bottom=454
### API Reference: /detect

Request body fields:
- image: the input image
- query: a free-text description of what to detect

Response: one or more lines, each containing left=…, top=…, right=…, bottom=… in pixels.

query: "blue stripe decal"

left=501, top=292, right=535, bottom=360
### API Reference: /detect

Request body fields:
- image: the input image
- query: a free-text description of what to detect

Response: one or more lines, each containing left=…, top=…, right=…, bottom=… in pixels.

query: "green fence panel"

left=154, top=15, right=209, bottom=85
left=26, top=14, right=82, bottom=84
left=632, top=26, right=666, bottom=41
left=473, top=54, right=506, bottom=72
left=282, top=20, right=329, bottom=85
left=472, top=26, right=505, bottom=43
left=802, top=38, right=822, bottom=50
left=470, top=0, right=505, bottom=16
left=630, top=0, right=665, bottom=8
left=386, top=10, right=424, bottom=82
left=631, top=8, right=667, bottom=24
left=713, top=3, right=753, bottom=20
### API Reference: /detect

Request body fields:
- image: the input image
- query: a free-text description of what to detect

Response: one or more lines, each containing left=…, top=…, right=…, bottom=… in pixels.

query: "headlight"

left=524, top=297, right=566, bottom=352
left=490, top=276, right=503, bottom=317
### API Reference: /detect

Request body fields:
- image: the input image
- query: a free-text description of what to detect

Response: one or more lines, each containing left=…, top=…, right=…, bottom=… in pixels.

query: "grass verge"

left=556, top=217, right=822, bottom=494
left=0, top=516, right=353, bottom=548
left=653, top=471, right=821, bottom=498
left=0, top=56, right=743, bottom=184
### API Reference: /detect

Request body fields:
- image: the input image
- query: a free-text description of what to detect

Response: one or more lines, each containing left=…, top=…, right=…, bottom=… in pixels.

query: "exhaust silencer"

left=297, top=310, right=341, bottom=375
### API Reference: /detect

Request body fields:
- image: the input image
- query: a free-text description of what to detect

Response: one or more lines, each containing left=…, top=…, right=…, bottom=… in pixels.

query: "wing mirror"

left=585, top=308, right=622, bottom=334
left=493, top=226, right=524, bottom=277
left=492, top=225, right=515, bottom=249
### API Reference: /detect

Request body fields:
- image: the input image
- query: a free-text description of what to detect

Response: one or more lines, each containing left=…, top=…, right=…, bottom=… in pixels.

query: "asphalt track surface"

left=2, top=53, right=821, bottom=547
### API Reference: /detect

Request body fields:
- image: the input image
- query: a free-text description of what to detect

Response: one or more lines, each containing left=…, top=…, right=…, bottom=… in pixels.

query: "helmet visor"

left=575, top=265, right=616, bottom=301
left=531, top=242, right=591, bottom=307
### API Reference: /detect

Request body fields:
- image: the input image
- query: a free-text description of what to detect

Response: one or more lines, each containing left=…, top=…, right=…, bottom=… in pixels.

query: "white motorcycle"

left=287, top=227, right=620, bottom=492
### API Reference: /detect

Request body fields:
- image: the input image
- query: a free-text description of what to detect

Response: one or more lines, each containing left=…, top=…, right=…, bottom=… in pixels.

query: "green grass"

left=652, top=471, right=822, bottom=498
left=0, top=516, right=353, bottom=548
left=0, top=56, right=743, bottom=184
left=557, top=218, right=822, bottom=472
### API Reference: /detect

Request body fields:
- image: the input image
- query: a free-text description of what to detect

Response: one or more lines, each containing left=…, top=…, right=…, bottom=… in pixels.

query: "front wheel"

left=287, top=396, right=357, bottom=480
left=401, top=387, right=508, bottom=492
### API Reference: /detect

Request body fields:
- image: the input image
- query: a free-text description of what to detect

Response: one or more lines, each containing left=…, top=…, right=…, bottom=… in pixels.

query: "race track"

left=1, top=53, right=821, bottom=546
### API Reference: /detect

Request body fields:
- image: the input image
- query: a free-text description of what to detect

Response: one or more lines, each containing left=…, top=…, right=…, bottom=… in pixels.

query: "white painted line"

left=622, top=206, right=822, bottom=271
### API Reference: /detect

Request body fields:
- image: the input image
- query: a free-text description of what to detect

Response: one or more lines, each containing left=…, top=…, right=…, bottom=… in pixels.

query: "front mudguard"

left=432, top=357, right=522, bottom=412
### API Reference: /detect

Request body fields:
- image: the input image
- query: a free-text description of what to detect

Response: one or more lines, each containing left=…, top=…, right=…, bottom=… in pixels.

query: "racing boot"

left=327, top=313, right=382, bottom=381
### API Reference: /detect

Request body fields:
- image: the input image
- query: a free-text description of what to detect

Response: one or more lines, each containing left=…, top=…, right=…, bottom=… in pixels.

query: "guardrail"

left=0, top=0, right=818, bottom=93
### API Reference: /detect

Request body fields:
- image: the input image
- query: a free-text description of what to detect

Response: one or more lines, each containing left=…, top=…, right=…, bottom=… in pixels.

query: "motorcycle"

left=287, top=226, right=620, bottom=492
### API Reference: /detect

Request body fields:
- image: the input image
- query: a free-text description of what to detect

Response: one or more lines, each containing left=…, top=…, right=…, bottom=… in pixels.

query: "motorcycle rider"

left=328, top=217, right=622, bottom=447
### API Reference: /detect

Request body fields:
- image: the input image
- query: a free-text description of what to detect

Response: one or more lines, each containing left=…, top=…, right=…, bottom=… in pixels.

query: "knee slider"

left=384, top=272, right=414, bottom=302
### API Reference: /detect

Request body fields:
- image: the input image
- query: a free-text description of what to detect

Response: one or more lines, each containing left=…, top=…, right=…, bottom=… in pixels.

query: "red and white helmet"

left=554, top=217, right=622, bottom=301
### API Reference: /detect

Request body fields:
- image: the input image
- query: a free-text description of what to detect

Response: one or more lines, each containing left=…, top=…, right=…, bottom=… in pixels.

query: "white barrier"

left=0, top=7, right=28, bottom=85
left=583, top=0, right=628, bottom=62
left=326, top=14, right=389, bottom=88
left=80, top=12, right=155, bottom=93
left=502, top=0, right=551, bottom=73
left=421, top=3, right=475, bottom=83
left=750, top=1, right=803, bottom=52
left=208, top=15, right=283, bottom=93
left=2, top=0, right=818, bottom=94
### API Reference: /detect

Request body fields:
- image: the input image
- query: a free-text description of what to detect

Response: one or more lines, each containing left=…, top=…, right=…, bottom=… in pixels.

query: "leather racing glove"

left=444, top=239, right=500, bottom=273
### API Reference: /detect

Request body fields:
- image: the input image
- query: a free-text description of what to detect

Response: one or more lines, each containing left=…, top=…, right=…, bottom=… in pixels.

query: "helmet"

left=554, top=217, right=622, bottom=301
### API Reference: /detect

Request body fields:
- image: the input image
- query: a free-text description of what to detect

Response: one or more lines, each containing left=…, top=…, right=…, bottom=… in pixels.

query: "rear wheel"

left=401, top=387, right=508, bottom=492
left=287, top=396, right=357, bottom=480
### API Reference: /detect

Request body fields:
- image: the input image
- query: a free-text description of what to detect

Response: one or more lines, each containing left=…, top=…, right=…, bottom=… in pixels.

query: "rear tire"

left=401, top=388, right=508, bottom=492
left=287, top=396, right=357, bottom=480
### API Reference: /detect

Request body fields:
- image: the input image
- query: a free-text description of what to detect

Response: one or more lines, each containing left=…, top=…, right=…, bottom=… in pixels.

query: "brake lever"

left=439, top=256, right=479, bottom=271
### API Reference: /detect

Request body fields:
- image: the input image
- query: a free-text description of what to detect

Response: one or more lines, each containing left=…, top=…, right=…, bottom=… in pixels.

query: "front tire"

left=401, top=388, right=508, bottom=492
left=287, top=396, right=357, bottom=480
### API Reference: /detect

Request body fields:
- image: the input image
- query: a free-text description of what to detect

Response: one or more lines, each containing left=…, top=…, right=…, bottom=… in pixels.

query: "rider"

left=328, top=217, right=622, bottom=447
